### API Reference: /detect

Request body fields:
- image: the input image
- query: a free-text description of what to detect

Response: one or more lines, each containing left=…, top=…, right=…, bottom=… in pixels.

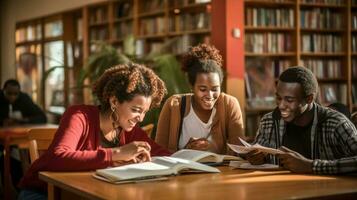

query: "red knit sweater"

left=19, top=105, right=171, bottom=191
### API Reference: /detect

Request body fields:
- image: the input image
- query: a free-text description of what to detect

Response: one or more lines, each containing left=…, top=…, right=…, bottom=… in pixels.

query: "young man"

left=0, top=79, right=47, bottom=126
left=247, top=66, right=357, bottom=174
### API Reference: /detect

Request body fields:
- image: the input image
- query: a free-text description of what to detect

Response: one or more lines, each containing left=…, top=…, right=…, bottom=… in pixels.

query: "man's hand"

left=277, top=146, right=313, bottom=174
left=246, top=149, right=267, bottom=165
left=111, top=141, right=151, bottom=164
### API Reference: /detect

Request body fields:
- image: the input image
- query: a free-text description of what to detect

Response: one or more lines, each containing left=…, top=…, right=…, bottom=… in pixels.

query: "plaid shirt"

left=254, top=103, right=357, bottom=174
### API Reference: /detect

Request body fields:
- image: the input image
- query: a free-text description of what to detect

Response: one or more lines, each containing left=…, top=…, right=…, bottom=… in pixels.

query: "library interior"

left=1, top=0, right=357, bottom=200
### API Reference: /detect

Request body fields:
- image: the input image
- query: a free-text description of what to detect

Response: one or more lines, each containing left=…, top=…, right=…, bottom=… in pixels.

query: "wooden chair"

left=142, top=123, right=154, bottom=138
left=27, top=128, right=57, bottom=163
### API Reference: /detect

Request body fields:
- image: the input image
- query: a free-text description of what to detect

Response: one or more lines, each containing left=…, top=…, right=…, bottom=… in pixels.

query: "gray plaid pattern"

left=254, top=103, right=357, bottom=174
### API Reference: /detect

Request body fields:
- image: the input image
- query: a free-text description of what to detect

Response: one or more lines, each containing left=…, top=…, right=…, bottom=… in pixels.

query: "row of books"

left=139, top=0, right=164, bottom=13
left=245, top=33, right=292, bottom=53
left=302, top=59, right=342, bottom=79
left=139, top=17, right=165, bottom=36
left=301, top=0, right=344, bottom=5
left=352, top=84, right=357, bottom=104
left=90, top=28, right=108, bottom=41
left=245, top=58, right=290, bottom=101
left=89, top=6, right=108, bottom=24
left=319, top=83, right=347, bottom=105
left=351, top=36, right=357, bottom=52
left=168, top=12, right=211, bottom=32
left=351, top=15, right=357, bottom=30
left=167, top=34, right=210, bottom=55
left=169, top=0, right=211, bottom=8
left=351, top=59, right=357, bottom=78
left=301, top=34, right=342, bottom=53
left=245, top=8, right=294, bottom=27
left=116, top=2, right=132, bottom=18
left=300, top=8, right=342, bottom=29
left=113, top=21, right=133, bottom=39
left=16, top=25, right=42, bottom=43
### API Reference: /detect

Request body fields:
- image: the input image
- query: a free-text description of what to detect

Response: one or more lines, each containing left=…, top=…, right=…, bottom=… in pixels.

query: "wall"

left=0, top=0, right=107, bottom=85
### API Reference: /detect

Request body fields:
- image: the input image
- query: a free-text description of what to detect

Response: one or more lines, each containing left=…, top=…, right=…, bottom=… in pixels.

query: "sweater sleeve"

left=313, top=120, right=357, bottom=174
left=43, top=106, right=112, bottom=171
left=155, top=96, right=173, bottom=149
left=127, top=126, right=172, bottom=156
left=226, top=95, right=245, bottom=146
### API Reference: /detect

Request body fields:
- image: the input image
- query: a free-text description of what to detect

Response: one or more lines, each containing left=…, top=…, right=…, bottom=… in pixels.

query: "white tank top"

left=178, top=102, right=216, bottom=149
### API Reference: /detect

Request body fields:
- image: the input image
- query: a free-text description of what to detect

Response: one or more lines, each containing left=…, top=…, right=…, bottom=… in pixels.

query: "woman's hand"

left=277, top=146, right=313, bottom=174
left=111, top=141, right=151, bottom=165
left=185, top=137, right=213, bottom=151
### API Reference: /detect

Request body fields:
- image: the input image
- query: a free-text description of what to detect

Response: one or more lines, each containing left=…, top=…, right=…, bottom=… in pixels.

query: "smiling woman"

left=155, top=44, right=245, bottom=154
left=18, top=63, right=171, bottom=200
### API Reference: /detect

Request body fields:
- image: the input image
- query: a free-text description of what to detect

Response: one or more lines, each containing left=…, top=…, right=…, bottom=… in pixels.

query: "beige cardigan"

left=155, top=93, right=244, bottom=154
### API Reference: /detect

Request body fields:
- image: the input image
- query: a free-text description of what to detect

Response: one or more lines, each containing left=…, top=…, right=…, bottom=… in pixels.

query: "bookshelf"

left=244, top=0, right=354, bottom=135
left=84, top=0, right=212, bottom=57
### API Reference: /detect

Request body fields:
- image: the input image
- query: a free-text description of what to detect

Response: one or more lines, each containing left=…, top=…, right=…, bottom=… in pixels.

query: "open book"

left=228, top=137, right=283, bottom=155
left=171, top=149, right=242, bottom=164
left=94, top=156, right=220, bottom=184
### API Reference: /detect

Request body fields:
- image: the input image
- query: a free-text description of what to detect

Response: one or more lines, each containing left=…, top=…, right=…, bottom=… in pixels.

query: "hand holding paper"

left=227, top=137, right=284, bottom=155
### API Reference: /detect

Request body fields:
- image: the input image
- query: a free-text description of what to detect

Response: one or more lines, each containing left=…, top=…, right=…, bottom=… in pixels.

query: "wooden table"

left=0, top=124, right=58, bottom=200
left=39, top=166, right=357, bottom=200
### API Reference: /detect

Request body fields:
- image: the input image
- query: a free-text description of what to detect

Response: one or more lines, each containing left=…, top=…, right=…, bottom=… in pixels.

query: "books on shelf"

left=319, top=83, right=347, bottom=105
left=301, top=34, right=342, bottom=53
left=302, top=59, right=342, bottom=79
left=94, top=156, right=220, bottom=184
left=171, top=149, right=242, bottom=164
left=245, top=7, right=294, bottom=28
left=245, top=33, right=292, bottom=53
left=300, top=8, right=342, bottom=29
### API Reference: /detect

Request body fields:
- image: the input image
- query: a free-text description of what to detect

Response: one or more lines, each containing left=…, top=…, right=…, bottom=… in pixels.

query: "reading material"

left=227, top=137, right=284, bottom=155
left=171, top=149, right=243, bottom=164
left=95, top=156, right=220, bottom=183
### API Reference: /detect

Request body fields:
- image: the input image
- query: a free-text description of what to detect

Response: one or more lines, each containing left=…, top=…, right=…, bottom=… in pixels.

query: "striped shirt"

left=254, top=103, right=357, bottom=174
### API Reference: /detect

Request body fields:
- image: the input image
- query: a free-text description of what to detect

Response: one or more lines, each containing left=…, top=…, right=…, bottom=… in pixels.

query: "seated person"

left=155, top=44, right=244, bottom=154
left=18, top=64, right=171, bottom=200
left=246, top=66, right=357, bottom=174
left=0, top=79, right=47, bottom=126
left=0, top=79, right=46, bottom=190
left=328, top=102, right=351, bottom=119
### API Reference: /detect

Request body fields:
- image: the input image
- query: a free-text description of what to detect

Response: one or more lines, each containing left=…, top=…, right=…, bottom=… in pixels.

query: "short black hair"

left=186, top=59, right=223, bottom=86
left=3, top=79, right=20, bottom=90
left=279, top=66, right=318, bottom=99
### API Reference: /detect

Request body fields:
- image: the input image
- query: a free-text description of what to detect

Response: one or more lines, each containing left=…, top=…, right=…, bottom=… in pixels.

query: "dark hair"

left=328, top=102, right=351, bottom=119
left=92, top=63, right=167, bottom=111
left=279, top=66, right=318, bottom=99
left=182, top=43, right=224, bottom=85
left=3, top=79, right=20, bottom=89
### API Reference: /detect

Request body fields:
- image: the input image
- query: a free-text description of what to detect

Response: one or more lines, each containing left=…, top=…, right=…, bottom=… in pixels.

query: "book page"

left=228, top=141, right=283, bottom=155
left=171, top=149, right=219, bottom=162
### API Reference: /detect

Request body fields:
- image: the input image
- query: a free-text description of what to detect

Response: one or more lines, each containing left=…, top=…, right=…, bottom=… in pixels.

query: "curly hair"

left=182, top=43, right=224, bottom=85
left=279, top=66, right=318, bottom=99
left=92, top=63, right=167, bottom=111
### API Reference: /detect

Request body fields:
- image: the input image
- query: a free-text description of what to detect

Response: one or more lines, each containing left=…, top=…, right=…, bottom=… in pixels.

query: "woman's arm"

left=44, top=106, right=112, bottom=171
left=155, top=97, right=173, bottom=149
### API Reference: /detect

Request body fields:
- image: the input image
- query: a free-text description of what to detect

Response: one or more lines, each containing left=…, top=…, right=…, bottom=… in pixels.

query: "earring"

left=110, top=105, right=117, bottom=129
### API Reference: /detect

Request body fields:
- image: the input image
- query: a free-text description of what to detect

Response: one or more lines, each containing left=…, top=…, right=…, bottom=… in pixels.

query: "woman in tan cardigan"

left=155, top=44, right=244, bottom=154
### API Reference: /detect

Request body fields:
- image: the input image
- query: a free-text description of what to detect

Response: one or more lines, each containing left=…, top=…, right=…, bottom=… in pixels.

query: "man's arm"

left=19, top=93, right=47, bottom=124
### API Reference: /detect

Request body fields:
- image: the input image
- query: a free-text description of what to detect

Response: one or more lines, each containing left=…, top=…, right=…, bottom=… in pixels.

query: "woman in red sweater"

left=18, top=63, right=171, bottom=200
